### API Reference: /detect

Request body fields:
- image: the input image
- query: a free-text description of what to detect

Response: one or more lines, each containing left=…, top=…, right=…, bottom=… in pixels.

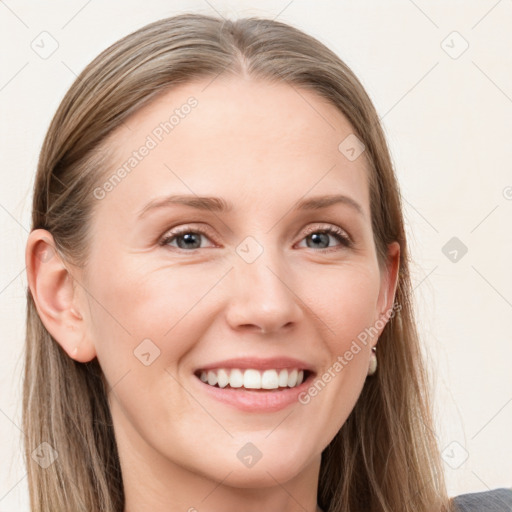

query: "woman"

left=23, top=13, right=512, bottom=512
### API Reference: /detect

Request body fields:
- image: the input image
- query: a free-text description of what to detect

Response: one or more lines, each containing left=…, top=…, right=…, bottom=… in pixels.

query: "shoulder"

left=452, top=487, right=512, bottom=511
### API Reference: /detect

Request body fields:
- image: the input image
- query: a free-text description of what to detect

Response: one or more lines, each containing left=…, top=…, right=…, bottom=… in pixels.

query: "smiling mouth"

left=193, top=368, right=314, bottom=391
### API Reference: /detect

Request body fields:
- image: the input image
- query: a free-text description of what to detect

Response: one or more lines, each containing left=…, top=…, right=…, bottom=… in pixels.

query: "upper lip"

left=194, top=357, right=316, bottom=374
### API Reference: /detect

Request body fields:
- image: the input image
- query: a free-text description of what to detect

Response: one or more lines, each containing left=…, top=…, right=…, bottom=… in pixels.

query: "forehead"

left=99, top=76, right=371, bottom=219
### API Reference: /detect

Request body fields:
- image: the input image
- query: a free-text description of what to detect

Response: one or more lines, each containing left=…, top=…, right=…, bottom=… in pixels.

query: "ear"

left=375, top=241, right=400, bottom=338
left=25, top=229, right=96, bottom=362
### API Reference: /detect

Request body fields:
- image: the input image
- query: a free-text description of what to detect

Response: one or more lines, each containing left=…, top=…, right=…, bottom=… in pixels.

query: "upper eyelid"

left=160, top=222, right=353, bottom=245
left=301, top=223, right=351, bottom=239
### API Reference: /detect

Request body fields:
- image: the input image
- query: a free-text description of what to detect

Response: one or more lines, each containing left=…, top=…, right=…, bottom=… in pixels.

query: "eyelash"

left=159, top=224, right=354, bottom=252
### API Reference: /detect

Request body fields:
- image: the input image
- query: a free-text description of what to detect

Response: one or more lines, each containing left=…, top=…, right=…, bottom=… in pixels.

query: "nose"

left=224, top=246, right=303, bottom=335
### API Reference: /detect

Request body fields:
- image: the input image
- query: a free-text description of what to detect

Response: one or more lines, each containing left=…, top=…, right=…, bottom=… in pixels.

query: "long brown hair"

left=23, top=13, right=454, bottom=512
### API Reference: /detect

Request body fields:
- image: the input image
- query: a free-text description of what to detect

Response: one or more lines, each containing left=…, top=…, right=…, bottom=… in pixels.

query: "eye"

left=296, top=224, right=353, bottom=251
left=159, top=226, right=216, bottom=250
left=159, top=224, right=353, bottom=252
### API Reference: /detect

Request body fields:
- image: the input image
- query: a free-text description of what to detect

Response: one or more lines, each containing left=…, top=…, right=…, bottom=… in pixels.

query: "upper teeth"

left=198, top=368, right=305, bottom=389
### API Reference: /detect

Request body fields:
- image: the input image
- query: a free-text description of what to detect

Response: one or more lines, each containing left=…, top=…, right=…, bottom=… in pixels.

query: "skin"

left=26, top=76, right=400, bottom=512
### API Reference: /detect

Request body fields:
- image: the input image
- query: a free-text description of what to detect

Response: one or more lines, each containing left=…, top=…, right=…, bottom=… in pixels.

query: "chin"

left=199, top=448, right=310, bottom=488
left=213, top=463, right=303, bottom=489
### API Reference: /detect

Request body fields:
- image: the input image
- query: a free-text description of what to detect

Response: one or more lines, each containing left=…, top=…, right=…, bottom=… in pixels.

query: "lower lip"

left=192, top=372, right=315, bottom=413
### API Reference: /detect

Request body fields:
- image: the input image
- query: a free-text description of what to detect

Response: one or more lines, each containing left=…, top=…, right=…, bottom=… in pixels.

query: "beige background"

left=1, top=0, right=511, bottom=509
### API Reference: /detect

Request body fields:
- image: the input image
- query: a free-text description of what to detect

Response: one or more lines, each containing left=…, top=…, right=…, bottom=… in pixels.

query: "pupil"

left=309, top=232, right=328, bottom=248
left=176, top=232, right=330, bottom=250
left=178, top=233, right=200, bottom=249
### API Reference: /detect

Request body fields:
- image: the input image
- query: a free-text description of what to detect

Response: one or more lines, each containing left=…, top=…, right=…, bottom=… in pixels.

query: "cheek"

left=84, top=262, right=205, bottom=432
left=88, top=255, right=381, bottom=377
left=301, top=262, right=381, bottom=349
left=294, top=266, right=380, bottom=438
left=85, top=255, right=217, bottom=375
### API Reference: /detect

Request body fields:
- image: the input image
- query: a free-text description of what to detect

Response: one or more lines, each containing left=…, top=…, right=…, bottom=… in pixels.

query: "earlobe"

left=25, top=229, right=96, bottom=363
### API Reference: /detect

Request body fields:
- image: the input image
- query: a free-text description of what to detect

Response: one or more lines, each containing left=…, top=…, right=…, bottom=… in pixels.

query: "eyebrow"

left=137, top=193, right=365, bottom=219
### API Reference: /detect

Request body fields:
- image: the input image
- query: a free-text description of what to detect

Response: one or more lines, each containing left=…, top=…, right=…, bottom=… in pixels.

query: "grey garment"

left=452, top=487, right=512, bottom=511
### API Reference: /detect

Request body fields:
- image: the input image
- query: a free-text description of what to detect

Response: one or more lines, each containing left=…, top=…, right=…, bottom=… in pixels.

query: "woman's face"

left=66, top=77, right=399, bottom=499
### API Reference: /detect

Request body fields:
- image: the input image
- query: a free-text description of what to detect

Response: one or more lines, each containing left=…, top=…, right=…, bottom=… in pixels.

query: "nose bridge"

left=226, top=236, right=302, bottom=332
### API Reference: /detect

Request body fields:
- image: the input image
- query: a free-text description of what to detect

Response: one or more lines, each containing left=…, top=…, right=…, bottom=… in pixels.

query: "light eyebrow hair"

left=137, top=193, right=365, bottom=219
left=137, top=195, right=232, bottom=218
left=293, top=194, right=365, bottom=217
